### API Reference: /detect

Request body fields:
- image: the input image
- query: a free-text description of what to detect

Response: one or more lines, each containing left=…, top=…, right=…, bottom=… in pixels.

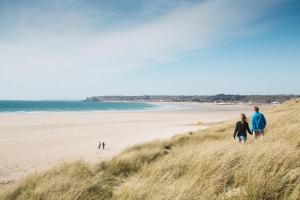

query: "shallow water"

left=0, top=100, right=157, bottom=113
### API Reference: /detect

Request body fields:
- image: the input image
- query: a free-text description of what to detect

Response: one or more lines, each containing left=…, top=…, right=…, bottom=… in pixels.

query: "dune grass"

left=1, top=99, right=300, bottom=200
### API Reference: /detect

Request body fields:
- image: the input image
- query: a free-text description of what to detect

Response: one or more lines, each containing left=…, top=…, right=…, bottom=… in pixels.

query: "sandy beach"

left=0, top=102, right=255, bottom=186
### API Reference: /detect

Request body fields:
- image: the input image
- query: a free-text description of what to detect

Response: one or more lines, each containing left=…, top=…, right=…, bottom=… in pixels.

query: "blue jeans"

left=235, top=135, right=247, bottom=143
left=253, top=129, right=264, bottom=140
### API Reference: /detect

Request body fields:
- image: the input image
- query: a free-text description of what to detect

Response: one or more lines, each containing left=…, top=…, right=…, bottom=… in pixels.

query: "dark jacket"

left=233, top=121, right=252, bottom=138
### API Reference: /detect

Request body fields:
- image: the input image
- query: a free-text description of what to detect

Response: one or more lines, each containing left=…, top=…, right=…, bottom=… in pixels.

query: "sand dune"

left=0, top=102, right=255, bottom=185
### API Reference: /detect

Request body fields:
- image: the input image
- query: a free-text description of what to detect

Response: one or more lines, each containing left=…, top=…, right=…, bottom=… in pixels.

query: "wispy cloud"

left=0, top=0, right=287, bottom=98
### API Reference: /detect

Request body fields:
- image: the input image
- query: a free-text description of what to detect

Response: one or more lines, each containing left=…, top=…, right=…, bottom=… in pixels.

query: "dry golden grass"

left=1, top=99, right=300, bottom=200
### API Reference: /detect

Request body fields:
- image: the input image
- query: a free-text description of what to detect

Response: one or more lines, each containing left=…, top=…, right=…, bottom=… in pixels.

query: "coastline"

left=0, top=101, right=271, bottom=115
left=0, top=102, right=182, bottom=115
left=0, top=102, right=260, bottom=187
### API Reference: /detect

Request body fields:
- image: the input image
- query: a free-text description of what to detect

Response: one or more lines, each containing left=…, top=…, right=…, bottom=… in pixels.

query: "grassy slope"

left=1, top=99, right=300, bottom=200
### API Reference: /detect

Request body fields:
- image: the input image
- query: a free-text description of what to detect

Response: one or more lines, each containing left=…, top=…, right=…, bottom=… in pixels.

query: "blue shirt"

left=251, top=112, right=267, bottom=132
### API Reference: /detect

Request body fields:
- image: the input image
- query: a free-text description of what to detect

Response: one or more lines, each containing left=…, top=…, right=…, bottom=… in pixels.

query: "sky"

left=0, top=0, right=300, bottom=100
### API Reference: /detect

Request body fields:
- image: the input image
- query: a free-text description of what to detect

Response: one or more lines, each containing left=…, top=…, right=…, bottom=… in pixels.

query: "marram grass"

left=1, top=99, right=300, bottom=200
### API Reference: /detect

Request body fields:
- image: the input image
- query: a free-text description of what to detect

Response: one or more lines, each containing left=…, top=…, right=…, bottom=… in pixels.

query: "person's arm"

left=246, top=123, right=252, bottom=135
left=262, top=114, right=267, bottom=129
left=250, top=113, right=256, bottom=133
left=233, top=122, right=238, bottom=139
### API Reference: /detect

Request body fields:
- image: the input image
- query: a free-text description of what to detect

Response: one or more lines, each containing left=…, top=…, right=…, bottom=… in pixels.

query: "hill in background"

left=85, top=94, right=299, bottom=104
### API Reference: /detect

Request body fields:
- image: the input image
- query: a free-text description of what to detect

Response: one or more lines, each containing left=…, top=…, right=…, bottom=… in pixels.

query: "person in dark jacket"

left=233, top=114, right=252, bottom=144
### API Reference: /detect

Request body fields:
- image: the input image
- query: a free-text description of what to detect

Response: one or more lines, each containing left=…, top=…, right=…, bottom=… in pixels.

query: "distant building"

left=271, top=101, right=280, bottom=104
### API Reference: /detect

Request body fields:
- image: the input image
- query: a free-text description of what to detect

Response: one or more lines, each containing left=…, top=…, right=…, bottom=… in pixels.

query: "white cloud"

left=0, top=0, right=286, bottom=99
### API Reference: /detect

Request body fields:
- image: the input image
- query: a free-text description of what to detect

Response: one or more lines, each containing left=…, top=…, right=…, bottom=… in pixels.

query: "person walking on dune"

left=251, top=106, right=267, bottom=140
left=233, top=113, right=252, bottom=144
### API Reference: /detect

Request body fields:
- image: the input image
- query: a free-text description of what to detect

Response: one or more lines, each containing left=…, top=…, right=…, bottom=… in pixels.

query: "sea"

left=0, top=100, right=161, bottom=113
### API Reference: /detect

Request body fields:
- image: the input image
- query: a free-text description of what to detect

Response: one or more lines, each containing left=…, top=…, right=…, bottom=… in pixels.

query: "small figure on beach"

left=233, top=113, right=252, bottom=144
left=102, top=142, right=105, bottom=149
left=251, top=106, right=267, bottom=140
left=98, top=142, right=101, bottom=149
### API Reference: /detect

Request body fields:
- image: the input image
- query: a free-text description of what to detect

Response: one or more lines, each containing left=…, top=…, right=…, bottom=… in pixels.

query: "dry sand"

left=0, top=102, right=256, bottom=186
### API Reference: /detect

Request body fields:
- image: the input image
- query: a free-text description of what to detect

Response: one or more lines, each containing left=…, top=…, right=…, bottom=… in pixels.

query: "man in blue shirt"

left=251, top=106, right=267, bottom=140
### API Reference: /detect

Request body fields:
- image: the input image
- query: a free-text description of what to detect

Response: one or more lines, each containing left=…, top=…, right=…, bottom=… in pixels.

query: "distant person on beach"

left=251, top=106, right=267, bottom=140
left=98, top=142, right=101, bottom=149
left=102, top=142, right=105, bottom=149
left=233, top=114, right=252, bottom=144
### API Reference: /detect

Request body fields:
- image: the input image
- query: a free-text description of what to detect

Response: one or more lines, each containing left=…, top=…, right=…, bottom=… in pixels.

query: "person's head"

left=253, top=106, right=259, bottom=112
left=240, top=113, right=247, bottom=123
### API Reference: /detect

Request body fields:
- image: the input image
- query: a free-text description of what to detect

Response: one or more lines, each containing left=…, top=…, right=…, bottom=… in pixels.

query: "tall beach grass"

left=1, top=99, right=299, bottom=200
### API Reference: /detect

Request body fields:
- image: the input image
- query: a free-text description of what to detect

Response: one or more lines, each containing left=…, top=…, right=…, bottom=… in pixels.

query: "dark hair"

left=241, top=113, right=247, bottom=124
left=254, top=106, right=259, bottom=112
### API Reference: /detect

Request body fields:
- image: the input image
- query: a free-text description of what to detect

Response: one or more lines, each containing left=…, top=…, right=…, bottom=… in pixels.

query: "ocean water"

left=0, top=100, right=158, bottom=113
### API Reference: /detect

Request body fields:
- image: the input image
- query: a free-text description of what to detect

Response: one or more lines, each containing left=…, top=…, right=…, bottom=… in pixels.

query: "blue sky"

left=0, top=0, right=299, bottom=99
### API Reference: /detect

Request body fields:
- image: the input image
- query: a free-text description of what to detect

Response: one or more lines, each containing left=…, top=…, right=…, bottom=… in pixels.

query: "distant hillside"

left=1, top=99, right=300, bottom=200
left=85, top=94, right=299, bottom=103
